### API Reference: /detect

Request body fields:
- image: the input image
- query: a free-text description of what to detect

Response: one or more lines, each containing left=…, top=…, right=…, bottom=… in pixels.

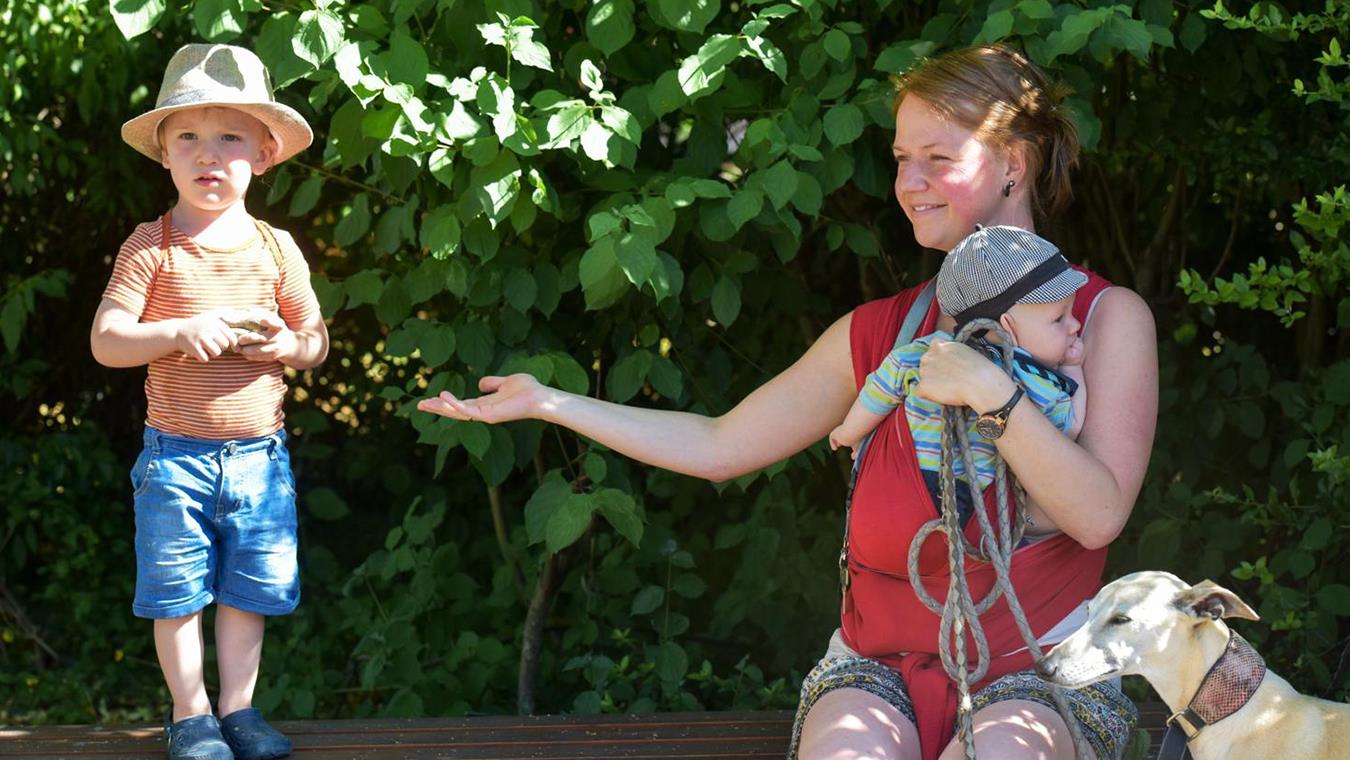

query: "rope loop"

left=905, top=317, right=1092, bottom=759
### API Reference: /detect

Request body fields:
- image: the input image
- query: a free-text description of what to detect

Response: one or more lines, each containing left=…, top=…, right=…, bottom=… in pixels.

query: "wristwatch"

left=975, top=387, right=1024, bottom=440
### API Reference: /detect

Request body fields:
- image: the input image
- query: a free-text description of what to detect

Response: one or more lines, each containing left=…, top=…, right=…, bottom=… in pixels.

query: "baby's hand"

left=175, top=311, right=240, bottom=361
left=829, top=426, right=861, bottom=460
left=1062, top=335, right=1085, bottom=366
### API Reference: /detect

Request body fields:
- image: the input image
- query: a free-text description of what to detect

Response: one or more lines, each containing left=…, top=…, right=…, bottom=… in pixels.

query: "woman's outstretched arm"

left=418, top=313, right=859, bottom=482
left=914, top=287, right=1158, bottom=549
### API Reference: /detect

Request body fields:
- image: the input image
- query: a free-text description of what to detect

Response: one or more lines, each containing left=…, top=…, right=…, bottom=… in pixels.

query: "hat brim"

left=1020, top=268, right=1089, bottom=305
left=121, top=99, right=313, bottom=165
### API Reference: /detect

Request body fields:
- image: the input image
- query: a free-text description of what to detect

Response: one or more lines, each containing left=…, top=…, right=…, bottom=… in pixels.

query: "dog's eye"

left=1108, top=614, right=1132, bottom=625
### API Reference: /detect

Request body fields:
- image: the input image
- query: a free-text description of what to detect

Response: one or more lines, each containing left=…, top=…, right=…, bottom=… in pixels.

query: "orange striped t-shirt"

left=102, top=217, right=321, bottom=440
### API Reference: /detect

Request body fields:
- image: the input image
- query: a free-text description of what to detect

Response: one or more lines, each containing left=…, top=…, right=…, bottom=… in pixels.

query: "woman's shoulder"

left=850, top=281, right=937, bottom=382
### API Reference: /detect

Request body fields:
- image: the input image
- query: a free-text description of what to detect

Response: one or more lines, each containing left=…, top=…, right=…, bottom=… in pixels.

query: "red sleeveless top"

left=841, top=269, right=1113, bottom=759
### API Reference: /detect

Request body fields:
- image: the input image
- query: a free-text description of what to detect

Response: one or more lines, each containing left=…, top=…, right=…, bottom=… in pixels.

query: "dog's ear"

left=1175, top=580, right=1260, bottom=621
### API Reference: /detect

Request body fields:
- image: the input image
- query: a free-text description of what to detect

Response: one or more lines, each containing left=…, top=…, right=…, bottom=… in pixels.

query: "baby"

left=830, top=225, right=1087, bottom=522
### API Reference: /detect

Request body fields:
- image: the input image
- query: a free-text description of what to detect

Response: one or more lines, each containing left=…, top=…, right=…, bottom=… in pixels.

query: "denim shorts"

left=131, top=426, right=300, bottom=619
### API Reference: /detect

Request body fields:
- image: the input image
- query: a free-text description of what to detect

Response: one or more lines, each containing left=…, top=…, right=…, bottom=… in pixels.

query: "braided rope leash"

left=905, top=318, right=1092, bottom=760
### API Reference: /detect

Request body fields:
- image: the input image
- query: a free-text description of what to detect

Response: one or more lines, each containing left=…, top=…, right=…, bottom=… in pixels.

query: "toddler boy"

left=91, top=44, right=327, bottom=760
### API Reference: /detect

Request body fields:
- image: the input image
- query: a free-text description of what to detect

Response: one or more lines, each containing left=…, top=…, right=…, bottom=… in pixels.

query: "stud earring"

left=1003, top=180, right=1015, bottom=198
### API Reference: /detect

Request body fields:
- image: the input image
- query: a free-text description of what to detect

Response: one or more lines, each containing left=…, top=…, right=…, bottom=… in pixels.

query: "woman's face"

left=892, top=95, right=1025, bottom=251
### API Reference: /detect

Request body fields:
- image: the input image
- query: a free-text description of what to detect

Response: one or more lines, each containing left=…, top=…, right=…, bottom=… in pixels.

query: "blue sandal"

left=219, top=708, right=292, bottom=760
left=164, top=713, right=233, bottom=760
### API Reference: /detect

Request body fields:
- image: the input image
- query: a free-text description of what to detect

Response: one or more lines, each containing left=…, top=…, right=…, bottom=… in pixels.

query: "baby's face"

left=1004, top=296, right=1083, bottom=367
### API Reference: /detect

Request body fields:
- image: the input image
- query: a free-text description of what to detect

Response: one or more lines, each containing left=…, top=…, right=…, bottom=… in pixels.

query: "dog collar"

left=1158, top=631, right=1266, bottom=760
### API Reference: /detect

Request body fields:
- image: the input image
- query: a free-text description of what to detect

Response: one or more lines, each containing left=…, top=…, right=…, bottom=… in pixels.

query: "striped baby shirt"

left=102, top=217, right=320, bottom=440
left=859, top=331, right=1078, bottom=491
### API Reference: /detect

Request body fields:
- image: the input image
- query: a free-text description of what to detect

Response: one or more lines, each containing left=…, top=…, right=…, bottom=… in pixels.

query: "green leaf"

left=421, top=322, right=458, bottom=367
left=1301, top=518, right=1333, bottom=551
left=306, top=487, right=350, bottom=520
left=823, top=103, right=865, bottom=146
left=672, top=574, right=706, bottom=599
left=470, top=150, right=522, bottom=228
left=546, top=493, right=596, bottom=553
left=1099, top=15, right=1154, bottom=60
left=549, top=353, right=590, bottom=395
left=1180, top=13, right=1207, bottom=53
left=580, top=120, right=614, bottom=162
left=110, top=0, right=166, bottom=40
left=288, top=176, right=323, bottom=217
left=595, top=488, right=643, bottom=546
left=579, top=238, right=629, bottom=310
left=454, top=321, right=494, bottom=370
left=194, top=0, right=246, bottom=42
left=607, top=349, right=653, bottom=402
left=648, top=355, right=682, bottom=399
left=344, top=270, right=384, bottom=307
left=616, top=229, right=658, bottom=285
left=745, top=36, right=787, bottom=81
left=632, top=585, right=665, bottom=615
left=761, top=161, right=799, bottom=210
left=1316, top=584, right=1350, bottom=616
left=874, top=40, right=936, bottom=74
left=503, top=268, right=537, bottom=312
left=1018, top=0, right=1055, bottom=21
left=823, top=29, right=851, bottom=62
left=586, top=0, right=636, bottom=57
left=978, top=10, right=1014, bottom=43
left=375, top=278, right=411, bottom=327
left=457, top=421, right=491, bottom=458
left=711, top=276, right=741, bottom=326
left=420, top=205, right=462, bottom=259
left=655, top=641, right=687, bottom=682
left=727, top=188, right=764, bottom=231
left=525, top=470, right=571, bottom=544
left=294, top=9, right=345, bottom=67
left=600, top=106, right=641, bottom=145
left=333, top=193, right=372, bottom=247
left=386, top=30, right=429, bottom=88
left=649, top=69, right=687, bottom=117
left=791, top=171, right=823, bottom=215
left=656, top=0, right=719, bottom=34
left=545, top=104, right=591, bottom=148
left=677, top=35, right=741, bottom=99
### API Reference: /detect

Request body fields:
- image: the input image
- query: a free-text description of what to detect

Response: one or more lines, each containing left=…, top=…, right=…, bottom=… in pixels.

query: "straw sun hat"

left=121, top=44, right=313, bottom=164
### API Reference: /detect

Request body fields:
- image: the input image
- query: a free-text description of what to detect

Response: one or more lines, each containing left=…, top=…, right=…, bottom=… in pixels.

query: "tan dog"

left=1036, top=571, right=1350, bottom=760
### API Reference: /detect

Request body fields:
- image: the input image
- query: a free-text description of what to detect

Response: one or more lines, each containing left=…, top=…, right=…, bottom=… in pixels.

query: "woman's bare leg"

left=797, top=688, right=922, bottom=760
left=936, top=700, right=1094, bottom=760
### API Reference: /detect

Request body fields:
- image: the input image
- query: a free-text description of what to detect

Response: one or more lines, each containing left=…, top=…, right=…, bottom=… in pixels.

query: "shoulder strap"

left=252, top=218, right=285, bottom=272
left=894, top=280, right=936, bottom=352
left=839, top=280, right=938, bottom=594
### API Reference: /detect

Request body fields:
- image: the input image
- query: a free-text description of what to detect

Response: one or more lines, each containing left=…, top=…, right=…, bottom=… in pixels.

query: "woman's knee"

left=936, top=700, right=1093, bottom=760
left=797, top=688, right=921, bottom=760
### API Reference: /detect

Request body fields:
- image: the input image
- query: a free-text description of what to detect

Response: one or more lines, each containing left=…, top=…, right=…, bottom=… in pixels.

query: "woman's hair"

left=894, top=45, right=1080, bottom=218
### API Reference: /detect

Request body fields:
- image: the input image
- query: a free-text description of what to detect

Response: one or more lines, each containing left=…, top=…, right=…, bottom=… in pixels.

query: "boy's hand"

left=233, top=312, right=295, bottom=363
left=174, top=311, right=242, bottom=361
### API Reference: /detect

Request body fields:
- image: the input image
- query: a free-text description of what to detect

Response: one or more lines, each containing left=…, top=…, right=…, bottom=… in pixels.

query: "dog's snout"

left=1035, top=659, right=1058, bottom=680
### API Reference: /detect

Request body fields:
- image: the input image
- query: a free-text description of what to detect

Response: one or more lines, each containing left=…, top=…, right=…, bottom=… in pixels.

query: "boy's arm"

left=92, top=299, right=261, bottom=366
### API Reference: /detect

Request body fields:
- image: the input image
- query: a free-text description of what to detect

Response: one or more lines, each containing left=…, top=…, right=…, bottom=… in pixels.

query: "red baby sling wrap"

left=839, top=269, right=1113, bottom=759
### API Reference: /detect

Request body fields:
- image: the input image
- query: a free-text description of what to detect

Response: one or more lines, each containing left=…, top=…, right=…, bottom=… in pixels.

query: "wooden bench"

left=0, top=703, right=1170, bottom=758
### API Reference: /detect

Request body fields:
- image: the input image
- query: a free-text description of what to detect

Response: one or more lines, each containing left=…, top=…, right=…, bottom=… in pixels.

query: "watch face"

left=976, top=416, right=1003, bottom=439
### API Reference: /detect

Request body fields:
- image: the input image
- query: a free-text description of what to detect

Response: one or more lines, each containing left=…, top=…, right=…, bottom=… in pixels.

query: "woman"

left=419, top=46, right=1157, bottom=760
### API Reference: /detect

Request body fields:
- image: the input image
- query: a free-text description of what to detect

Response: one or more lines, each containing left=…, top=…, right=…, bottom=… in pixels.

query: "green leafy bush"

left=2, top=0, right=1346, bottom=725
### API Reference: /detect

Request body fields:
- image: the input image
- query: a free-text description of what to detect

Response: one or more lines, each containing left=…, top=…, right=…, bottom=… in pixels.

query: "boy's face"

left=159, top=106, right=275, bottom=216
left=1001, top=295, right=1084, bottom=367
